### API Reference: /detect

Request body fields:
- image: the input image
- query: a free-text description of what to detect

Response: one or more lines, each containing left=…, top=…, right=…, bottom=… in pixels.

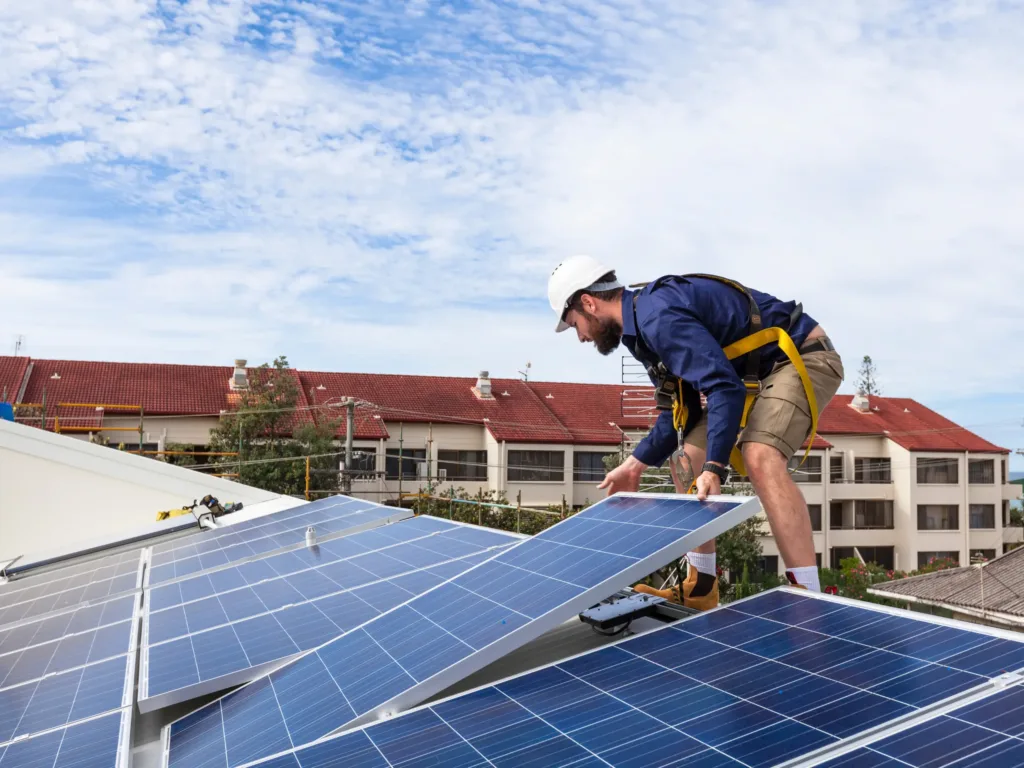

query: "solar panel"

left=0, top=594, right=135, bottom=655
left=145, top=513, right=477, bottom=613
left=0, top=550, right=145, bottom=631
left=817, top=683, right=1024, bottom=767
left=139, top=519, right=519, bottom=711
left=0, top=618, right=134, bottom=690
left=0, top=548, right=142, bottom=613
left=146, top=498, right=412, bottom=586
left=162, top=493, right=761, bottom=768
left=229, top=587, right=1024, bottom=768
left=0, top=709, right=131, bottom=768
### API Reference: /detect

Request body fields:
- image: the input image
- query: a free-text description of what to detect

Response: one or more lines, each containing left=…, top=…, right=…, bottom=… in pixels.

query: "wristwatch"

left=701, top=462, right=729, bottom=483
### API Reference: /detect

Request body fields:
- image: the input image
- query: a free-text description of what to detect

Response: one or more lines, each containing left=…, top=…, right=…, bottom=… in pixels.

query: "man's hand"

left=694, top=467, right=722, bottom=500
left=598, top=455, right=647, bottom=496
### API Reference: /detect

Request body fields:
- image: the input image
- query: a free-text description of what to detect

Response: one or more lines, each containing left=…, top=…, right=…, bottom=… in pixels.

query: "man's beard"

left=586, top=312, right=622, bottom=356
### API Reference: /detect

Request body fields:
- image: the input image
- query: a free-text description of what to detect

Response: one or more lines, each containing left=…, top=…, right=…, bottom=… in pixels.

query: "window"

left=917, top=457, right=958, bottom=484
left=1006, top=543, right=1023, bottom=554
left=830, top=502, right=847, bottom=530
left=917, top=505, right=959, bottom=530
left=855, top=501, right=894, bottom=529
left=969, top=459, right=995, bottom=485
left=855, top=458, right=891, bottom=484
left=573, top=452, right=614, bottom=482
left=350, top=447, right=378, bottom=480
left=830, top=455, right=844, bottom=483
left=788, top=455, right=822, bottom=483
left=437, top=450, right=488, bottom=481
left=831, top=547, right=854, bottom=569
left=815, top=553, right=822, bottom=568
left=385, top=449, right=426, bottom=480
left=756, top=555, right=779, bottom=575
left=807, top=504, right=822, bottom=532
left=969, top=504, right=995, bottom=529
left=969, top=549, right=996, bottom=563
left=856, top=546, right=895, bottom=571
left=1005, top=500, right=1012, bottom=527
left=1002, top=459, right=1008, bottom=485
left=508, top=451, right=564, bottom=482
left=918, top=551, right=960, bottom=569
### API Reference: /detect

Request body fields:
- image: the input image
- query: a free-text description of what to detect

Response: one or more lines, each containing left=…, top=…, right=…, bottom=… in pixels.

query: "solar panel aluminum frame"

left=159, top=492, right=761, bottom=759
left=220, top=583, right=1024, bottom=768
left=141, top=506, right=415, bottom=591
left=137, top=519, right=524, bottom=713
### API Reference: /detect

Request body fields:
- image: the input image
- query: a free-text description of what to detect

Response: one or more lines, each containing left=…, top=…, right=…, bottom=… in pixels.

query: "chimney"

left=473, top=370, right=493, bottom=400
left=230, top=359, right=248, bottom=390
left=850, top=389, right=870, bottom=414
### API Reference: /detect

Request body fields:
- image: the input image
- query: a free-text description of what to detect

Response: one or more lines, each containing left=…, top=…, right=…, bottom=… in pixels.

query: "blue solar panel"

left=0, top=654, right=130, bottom=743
left=164, top=493, right=759, bottom=768
left=821, top=684, right=1024, bottom=767
left=140, top=522, right=517, bottom=710
left=147, top=498, right=411, bottom=585
left=0, top=550, right=141, bottom=609
left=0, top=619, right=134, bottom=690
left=0, top=709, right=127, bottom=767
left=0, top=550, right=143, bottom=630
left=145, top=514, right=461, bottom=613
left=230, top=588, right=1024, bottom=768
left=0, top=594, right=135, bottom=656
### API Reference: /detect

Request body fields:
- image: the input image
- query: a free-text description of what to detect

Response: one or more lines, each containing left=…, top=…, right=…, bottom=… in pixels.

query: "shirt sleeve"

left=642, top=303, right=747, bottom=466
left=631, top=409, right=677, bottom=467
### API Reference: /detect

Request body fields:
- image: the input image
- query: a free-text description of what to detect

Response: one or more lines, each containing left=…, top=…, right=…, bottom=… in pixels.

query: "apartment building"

left=2, top=355, right=1020, bottom=573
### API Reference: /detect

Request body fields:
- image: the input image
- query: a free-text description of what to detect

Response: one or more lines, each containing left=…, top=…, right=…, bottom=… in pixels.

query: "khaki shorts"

left=683, top=345, right=845, bottom=460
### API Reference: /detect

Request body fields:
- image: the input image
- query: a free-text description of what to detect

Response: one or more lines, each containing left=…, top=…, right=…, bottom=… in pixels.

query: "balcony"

left=828, top=482, right=894, bottom=501
left=1004, top=484, right=1024, bottom=502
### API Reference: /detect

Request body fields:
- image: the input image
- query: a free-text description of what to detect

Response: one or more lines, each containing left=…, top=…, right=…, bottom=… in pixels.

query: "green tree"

left=207, top=356, right=340, bottom=496
left=857, top=355, right=881, bottom=395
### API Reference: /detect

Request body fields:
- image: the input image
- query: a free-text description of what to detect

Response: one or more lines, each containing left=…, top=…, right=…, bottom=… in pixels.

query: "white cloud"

left=0, top=0, right=1023, bottom=457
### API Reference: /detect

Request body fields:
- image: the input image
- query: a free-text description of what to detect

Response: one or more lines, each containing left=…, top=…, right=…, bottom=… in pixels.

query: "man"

left=547, top=255, right=844, bottom=609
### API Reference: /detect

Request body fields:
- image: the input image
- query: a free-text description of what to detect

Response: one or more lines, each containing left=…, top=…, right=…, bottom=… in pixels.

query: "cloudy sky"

left=1, top=0, right=1022, bottom=465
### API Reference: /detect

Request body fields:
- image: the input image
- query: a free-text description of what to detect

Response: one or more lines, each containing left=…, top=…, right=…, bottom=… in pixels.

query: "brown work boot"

left=635, top=566, right=719, bottom=611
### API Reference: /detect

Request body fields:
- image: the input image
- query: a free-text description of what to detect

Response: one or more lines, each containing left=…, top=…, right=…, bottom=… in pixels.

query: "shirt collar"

left=620, top=288, right=637, bottom=337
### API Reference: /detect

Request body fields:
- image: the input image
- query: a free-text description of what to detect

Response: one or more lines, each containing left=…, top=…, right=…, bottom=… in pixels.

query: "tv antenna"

left=518, top=361, right=532, bottom=381
left=13, top=335, right=24, bottom=356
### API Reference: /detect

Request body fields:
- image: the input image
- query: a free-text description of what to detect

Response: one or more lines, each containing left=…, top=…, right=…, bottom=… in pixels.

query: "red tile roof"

left=0, top=356, right=1008, bottom=452
left=0, top=357, right=29, bottom=403
left=819, top=395, right=1007, bottom=453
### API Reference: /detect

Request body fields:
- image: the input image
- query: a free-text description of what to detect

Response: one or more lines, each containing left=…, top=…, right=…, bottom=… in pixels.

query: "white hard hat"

left=547, top=255, right=620, bottom=332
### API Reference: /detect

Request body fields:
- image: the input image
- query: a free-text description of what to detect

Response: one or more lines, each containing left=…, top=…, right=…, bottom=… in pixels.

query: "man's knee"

left=741, top=441, right=787, bottom=480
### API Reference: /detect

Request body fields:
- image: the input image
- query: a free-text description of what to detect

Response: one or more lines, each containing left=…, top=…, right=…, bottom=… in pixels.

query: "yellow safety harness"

left=631, top=273, right=819, bottom=479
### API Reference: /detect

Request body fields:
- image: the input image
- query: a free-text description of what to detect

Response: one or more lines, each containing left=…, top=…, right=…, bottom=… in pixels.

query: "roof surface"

left=871, top=546, right=1024, bottom=619
left=0, top=356, right=1008, bottom=451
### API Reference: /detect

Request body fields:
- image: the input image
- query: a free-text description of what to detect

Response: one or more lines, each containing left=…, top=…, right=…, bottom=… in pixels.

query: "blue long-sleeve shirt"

left=622, top=275, right=819, bottom=467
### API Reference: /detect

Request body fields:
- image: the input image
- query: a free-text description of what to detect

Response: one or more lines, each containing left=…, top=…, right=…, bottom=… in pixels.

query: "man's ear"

left=579, top=293, right=597, bottom=314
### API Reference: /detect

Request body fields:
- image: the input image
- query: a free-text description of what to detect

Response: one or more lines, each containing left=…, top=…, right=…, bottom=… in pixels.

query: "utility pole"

left=342, top=398, right=355, bottom=494
left=13, top=335, right=24, bottom=356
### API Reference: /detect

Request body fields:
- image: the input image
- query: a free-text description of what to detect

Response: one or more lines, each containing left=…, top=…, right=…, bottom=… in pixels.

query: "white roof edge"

left=0, top=418, right=280, bottom=503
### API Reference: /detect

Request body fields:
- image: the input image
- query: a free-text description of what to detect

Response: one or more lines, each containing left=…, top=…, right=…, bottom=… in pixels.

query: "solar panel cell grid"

left=146, top=514, right=460, bottom=613
left=164, top=494, right=758, bottom=768
left=233, top=588, right=1024, bottom=768
left=0, top=619, right=134, bottom=690
left=0, top=594, right=135, bottom=655
left=0, top=550, right=141, bottom=608
left=147, top=499, right=408, bottom=585
left=0, top=709, right=126, bottom=767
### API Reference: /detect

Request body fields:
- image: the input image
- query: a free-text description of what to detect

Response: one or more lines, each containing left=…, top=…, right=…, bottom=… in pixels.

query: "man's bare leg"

left=742, top=441, right=816, bottom=568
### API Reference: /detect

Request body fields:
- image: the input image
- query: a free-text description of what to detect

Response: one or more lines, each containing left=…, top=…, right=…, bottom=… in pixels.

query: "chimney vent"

left=230, top=359, right=249, bottom=391
left=850, top=390, right=870, bottom=413
left=474, top=370, right=493, bottom=399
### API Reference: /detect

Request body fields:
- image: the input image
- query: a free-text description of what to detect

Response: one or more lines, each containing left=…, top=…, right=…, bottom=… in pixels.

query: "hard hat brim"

left=555, top=318, right=570, bottom=333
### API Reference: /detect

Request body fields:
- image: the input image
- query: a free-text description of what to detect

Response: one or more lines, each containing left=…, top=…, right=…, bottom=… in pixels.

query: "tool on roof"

left=155, top=494, right=243, bottom=524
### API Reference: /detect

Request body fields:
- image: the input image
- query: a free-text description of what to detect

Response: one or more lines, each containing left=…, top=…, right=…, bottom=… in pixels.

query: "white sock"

left=788, top=565, right=820, bottom=592
left=687, top=552, right=716, bottom=577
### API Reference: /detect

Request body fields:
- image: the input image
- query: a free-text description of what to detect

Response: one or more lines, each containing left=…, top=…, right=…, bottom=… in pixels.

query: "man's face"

left=565, top=300, right=622, bottom=356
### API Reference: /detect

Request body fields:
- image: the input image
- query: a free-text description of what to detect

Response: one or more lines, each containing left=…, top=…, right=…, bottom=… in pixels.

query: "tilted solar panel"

left=231, top=588, right=1024, bottom=768
left=162, top=493, right=762, bottom=768
left=139, top=518, right=519, bottom=711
